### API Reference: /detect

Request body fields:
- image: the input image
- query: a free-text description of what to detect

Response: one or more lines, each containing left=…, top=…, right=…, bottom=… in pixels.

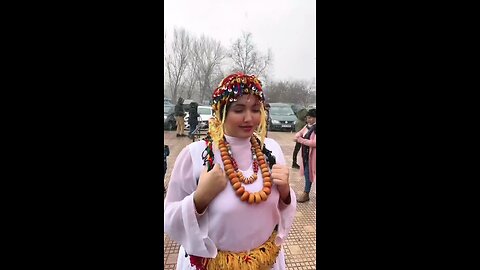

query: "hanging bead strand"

left=218, top=136, right=272, bottom=204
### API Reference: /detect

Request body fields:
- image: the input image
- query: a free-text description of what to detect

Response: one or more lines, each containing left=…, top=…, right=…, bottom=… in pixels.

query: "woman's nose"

left=244, top=111, right=252, bottom=122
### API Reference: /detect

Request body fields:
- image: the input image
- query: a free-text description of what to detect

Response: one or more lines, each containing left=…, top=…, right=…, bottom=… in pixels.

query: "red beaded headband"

left=211, top=72, right=265, bottom=110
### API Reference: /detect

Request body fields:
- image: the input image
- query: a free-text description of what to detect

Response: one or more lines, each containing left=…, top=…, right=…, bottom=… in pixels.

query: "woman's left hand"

left=271, top=164, right=291, bottom=204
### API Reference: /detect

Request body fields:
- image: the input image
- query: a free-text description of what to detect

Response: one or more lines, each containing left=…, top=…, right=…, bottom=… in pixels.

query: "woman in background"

left=294, top=109, right=316, bottom=203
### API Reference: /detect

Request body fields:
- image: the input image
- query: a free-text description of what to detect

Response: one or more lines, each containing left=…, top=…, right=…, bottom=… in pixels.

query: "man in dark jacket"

left=187, top=102, right=199, bottom=139
left=292, top=108, right=308, bottom=169
left=174, top=97, right=186, bottom=137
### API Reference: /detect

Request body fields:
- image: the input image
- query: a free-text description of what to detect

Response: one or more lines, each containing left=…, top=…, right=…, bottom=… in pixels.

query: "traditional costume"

left=164, top=73, right=297, bottom=270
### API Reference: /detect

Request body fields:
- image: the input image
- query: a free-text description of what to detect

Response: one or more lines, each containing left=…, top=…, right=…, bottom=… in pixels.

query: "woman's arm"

left=296, top=132, right=316, bottom=148
left=164, top=147, right=217, bottom=258
left=265, top=139, right=297, bottom=245
left=294, top=126, right=306, bottom=139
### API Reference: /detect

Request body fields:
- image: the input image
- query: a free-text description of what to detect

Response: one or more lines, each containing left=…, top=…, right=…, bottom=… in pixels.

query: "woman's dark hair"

left=307, top=108, right=316, bottom=118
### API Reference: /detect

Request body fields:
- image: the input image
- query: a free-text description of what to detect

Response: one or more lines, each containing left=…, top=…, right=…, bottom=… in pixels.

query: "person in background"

left=265, top=103, right=271, bottom=137
left=174, top=97, right=186, bottom=137
left=164, top=72, right=296, bottom=270
left=292, top=108, right=308, bottom=169
left=188, top=102, right=200, bottom=139
left=164, top=145, right=170, bottom=193
left=294, top=108, right=316, bottom=203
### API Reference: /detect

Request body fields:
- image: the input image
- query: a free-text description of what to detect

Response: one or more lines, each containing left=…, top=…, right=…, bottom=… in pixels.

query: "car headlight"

left=164, top=115, right=167, bottom=120
left=272, top=120, right=280, bottom=124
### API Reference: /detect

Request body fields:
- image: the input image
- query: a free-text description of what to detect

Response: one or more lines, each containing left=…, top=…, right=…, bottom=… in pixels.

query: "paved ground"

left=163, top=131, right=316, bottom=269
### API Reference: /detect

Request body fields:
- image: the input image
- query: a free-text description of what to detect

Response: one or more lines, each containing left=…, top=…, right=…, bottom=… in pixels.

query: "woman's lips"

left=239, top=126, right=253, bottom=131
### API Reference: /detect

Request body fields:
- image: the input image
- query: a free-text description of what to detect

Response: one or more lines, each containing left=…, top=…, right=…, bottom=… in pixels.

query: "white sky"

left=164, top=0, right=316, bottom=82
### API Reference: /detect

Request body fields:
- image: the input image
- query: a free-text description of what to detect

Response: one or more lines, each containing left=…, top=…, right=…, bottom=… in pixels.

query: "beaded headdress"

left=202, top=73, right=270, bottom=171
left=211, top=72, right=265, bottom=110
left=207, top=73, right=268, bottom=148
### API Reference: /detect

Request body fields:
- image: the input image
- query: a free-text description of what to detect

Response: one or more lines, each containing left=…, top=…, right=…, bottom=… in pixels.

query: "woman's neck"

left=224, top=134, right=251, bottom=143
left=223, top=134, right=253, bottom=171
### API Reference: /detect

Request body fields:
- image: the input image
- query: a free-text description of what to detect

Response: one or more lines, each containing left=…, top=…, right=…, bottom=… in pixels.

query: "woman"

left=164, top=73, right=296, bottom=270
left=294, top=109, right=316, bottom=203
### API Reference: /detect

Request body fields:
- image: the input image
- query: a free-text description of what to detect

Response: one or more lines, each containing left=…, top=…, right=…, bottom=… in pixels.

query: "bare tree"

left=183, top=60, right=198, bottom=100
left=165, top=28, right=191, bottom=102
left=228, top=32, right=272, bottom=78
left=266, top=80, right=315, bottom=107
left=164, top=31, right=168, bottom=99
left=191, top=35, right=225, bottom=103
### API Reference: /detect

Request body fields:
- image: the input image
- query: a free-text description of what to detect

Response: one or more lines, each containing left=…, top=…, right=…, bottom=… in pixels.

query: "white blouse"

left=164, top=135, right=296, bottom=269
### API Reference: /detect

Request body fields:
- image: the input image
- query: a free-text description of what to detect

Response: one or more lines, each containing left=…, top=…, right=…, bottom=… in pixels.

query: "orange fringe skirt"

left=189, top=231, right=281, bottom=270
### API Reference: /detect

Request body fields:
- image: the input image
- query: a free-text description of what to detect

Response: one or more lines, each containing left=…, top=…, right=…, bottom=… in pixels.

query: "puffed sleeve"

left=265, top=138, right=297, bottom=246
left=294, top=127, right=305, bottom=139
left=164, top=146, right=218, bottom=258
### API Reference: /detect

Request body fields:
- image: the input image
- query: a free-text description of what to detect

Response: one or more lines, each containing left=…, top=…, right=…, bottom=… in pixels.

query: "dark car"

left=268, top=103, right=296, bottom=131
left=164, top=104, right=176, bottom=130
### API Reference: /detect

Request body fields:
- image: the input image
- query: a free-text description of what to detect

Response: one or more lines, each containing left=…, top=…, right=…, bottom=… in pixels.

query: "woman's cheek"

left=254, top=113, right=262, bottom=124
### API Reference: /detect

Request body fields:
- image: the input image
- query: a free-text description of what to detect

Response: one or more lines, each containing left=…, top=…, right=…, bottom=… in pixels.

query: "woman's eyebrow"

left=231, top=103, right=260, bottom=108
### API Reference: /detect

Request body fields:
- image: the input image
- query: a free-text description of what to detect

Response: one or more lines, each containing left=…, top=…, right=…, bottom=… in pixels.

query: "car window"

left=164, top=105, right=174, bottom=114
left=270, top=106, right=295, bottom=116
left=198, top=107, right=211, bottom=115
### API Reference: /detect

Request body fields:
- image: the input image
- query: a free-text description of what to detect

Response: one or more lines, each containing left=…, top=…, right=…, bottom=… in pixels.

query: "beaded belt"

left=187, top=230, right=280, bottom=270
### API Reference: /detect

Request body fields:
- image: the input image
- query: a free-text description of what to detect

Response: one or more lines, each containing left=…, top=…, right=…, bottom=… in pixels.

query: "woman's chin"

left=225, top=130, right=253, bottom=138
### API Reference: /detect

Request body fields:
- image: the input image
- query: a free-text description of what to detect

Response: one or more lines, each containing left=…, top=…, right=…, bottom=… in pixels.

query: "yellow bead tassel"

left=205, top=231, right=280, bottom=270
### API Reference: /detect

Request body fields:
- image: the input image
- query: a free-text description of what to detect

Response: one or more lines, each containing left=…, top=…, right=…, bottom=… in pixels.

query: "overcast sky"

left=164, top=0, right=316, bottom=82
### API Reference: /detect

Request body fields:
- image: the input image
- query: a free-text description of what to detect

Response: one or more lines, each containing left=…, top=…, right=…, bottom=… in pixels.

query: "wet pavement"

left=163, top=130, right=316, bottom=269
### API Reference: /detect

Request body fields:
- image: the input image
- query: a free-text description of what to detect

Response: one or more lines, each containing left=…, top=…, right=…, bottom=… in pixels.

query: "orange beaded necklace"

left=219, top=136, right=272, bottom=204
left=223, top=140, right=259, bottom=184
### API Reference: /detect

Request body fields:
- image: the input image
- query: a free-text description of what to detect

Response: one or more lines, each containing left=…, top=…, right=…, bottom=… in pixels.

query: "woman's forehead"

left=232, top=94, right=260, bottom=105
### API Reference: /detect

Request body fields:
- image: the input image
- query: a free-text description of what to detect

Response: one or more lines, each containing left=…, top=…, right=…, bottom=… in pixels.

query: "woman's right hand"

left=193, top=163, right=228, bottom=213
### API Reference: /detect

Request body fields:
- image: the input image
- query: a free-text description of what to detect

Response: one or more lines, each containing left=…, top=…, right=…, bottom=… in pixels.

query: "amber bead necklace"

left=224, top=140, right=259, bottom=184
left=219, top=136, right=272, bottom=204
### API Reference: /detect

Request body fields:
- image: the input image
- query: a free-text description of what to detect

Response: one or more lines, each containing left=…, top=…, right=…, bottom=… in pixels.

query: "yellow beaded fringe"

left=206, top=231, right=280, bottom=270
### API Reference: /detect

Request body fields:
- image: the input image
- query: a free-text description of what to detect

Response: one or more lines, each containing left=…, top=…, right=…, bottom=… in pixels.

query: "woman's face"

left=306, top=116, right=316, bottom=125
left=223, top=94, right=262, bottom=138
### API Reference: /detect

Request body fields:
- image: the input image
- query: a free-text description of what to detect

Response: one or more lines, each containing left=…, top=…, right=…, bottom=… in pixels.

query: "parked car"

left=184, top=105, right=213, bottom=130
left=165, top=100, right=213, bottom=131
left=164, top=104, right=176, bottom=130
left=268, top=103, right=296, bottom=131
left=164, top=98, right=173, bottom=105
